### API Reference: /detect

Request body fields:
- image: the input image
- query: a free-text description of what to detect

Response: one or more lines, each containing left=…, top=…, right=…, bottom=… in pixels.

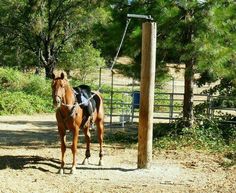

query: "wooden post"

left=138, top=22, right=156, bottom=169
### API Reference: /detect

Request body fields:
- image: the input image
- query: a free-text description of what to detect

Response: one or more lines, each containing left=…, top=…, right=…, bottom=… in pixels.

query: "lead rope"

left=110, top=18, right=131, bottom=71
left=61, top=18, right=131, bottom=108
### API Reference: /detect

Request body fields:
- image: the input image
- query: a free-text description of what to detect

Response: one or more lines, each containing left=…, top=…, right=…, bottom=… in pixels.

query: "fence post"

left=207, top=94, right=210, bottom=117
left=110, top=70, right=114, bottom=126
left=131, top=78, right=135, bottom=124
left=131, top=101, right=134, bottom=124
left=169, top=78, right=175, bottom=123
left=99, top=67, right=102, bottom=88
left=207, top=94, right=214, bottom=119
left=169, top=93, right=174, bottom=123
left=138, top=22, right=156, bottom=169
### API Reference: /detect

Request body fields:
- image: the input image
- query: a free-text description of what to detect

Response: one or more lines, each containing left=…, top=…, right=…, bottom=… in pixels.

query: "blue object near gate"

left=132, top=91, right=140, bottom=109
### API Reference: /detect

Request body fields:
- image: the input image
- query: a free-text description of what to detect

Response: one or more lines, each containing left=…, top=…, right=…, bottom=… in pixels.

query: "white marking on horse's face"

left=54, top=95, right=61, bottom=108
left=51, top=78, right=66, bottom=109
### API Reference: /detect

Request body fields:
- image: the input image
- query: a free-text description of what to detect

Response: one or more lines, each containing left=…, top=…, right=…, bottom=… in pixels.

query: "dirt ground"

left=0, top=114, right=235, bottom=193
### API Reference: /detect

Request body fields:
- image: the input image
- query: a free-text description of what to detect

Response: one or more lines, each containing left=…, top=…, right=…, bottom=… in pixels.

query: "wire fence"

left=100, top=90, right=236, bottom=128
left=93, top=67, right=236, bottom=128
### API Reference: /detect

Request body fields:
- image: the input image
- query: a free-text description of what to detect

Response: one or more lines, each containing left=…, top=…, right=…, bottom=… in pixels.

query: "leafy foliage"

left=0, top=67, right=53, bottom=115
left=0, top=0, right=110, bottom=78
left=196, top=0, right=236, bottom=85
left=0, top=91, right=53, bottom=115
left=59, top=43, right=105, bottom=83
left=153, top=118, right=236, bottom=152
left=99, top=0, right=234, bottom=126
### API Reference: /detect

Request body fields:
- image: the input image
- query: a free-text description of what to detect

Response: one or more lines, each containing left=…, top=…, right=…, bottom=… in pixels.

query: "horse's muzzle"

left=53, top=95, right=62, bottom=108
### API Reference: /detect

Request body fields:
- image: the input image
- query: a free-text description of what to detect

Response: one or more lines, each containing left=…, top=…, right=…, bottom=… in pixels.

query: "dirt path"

left=0, top=114, right=235, bottom=193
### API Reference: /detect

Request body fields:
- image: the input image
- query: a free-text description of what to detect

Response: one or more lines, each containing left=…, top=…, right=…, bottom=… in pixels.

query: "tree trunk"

left=183, top=61, right=194, bottom=127
left=45, top=63, right=55, bottom=79
left=182, top=10, right=195, bottom=127
left=40, top=43, right=56, bottom=79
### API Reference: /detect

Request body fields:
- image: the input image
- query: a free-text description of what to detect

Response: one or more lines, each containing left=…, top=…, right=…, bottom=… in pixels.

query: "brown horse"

left=51, top=72, right=104, bottom=174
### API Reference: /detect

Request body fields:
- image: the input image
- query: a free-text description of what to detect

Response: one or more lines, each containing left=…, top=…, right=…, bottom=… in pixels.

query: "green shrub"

left=153, top=118, right=236, bottom=152
left=0, top=67, right=53, bottom=115
left=23, top=75, right=51, bottom=97
left=0, top=67, right=28, bottom=90
left=0, top=67, right=51, bottom=97
left=194, top=116, right=236, bottom=148
left=0, top=91, right=54, bottom=115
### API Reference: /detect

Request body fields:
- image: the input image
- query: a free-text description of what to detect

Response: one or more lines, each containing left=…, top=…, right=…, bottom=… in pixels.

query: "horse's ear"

left=60, top=72, right=65, bottom=79
left=52, top=73, right=55, bottom=79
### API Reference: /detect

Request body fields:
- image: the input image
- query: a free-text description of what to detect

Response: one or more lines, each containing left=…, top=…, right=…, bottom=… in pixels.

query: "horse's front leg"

left=70, top=127, right=79, bottom=174
left=58, top=128, right=66, bottom=174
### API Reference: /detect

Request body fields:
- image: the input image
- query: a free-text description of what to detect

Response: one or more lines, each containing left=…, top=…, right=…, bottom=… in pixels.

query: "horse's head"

left=51, top=72, right=68, bottom=108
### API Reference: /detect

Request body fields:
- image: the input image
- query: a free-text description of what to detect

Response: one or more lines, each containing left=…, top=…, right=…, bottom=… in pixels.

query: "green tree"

left=196, top=0, right=236, bottom=85
left=157, top=0, right=236, bottom=126
left=59, top=43, right=105, bottom=83
left=96, top=0, right=169, bottom=81
left=195, top=0, right=236, bottom=110
left=101, top=0, right=235, bottom=127
left=0, top=0, right=110, bottom=78
left=99, top=0, right=204, bottom=126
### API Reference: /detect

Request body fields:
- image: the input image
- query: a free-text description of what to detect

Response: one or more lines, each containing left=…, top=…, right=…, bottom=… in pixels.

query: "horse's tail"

left=92, top=92, right=103, bottom=114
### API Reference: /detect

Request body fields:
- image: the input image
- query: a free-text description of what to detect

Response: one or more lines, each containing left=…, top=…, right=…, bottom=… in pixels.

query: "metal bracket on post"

left=127, top=14, right=153, bottom=21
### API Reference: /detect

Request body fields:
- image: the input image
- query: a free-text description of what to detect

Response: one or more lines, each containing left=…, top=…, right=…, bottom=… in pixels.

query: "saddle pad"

left=73, top=85, right=96, bottom=111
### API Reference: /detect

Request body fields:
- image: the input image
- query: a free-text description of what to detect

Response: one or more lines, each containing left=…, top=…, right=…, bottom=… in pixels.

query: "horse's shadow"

left=0, top=155, right=136, bottom=173
left=0, top=155, right=60, bottom=173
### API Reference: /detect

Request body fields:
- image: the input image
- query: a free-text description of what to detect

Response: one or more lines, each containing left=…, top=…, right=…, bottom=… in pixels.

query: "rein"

left=61, top=91, right=97, bottom=108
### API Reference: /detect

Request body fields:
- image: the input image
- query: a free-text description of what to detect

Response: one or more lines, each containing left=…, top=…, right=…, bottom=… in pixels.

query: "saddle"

left=73, top=85, right=96, bottom=119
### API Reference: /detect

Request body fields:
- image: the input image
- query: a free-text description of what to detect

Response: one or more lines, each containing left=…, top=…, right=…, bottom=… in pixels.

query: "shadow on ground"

left=0, top=155, right=60, bottom=173
left=0, top=120, right=56, bottom=128
left=0, top=155, right=136, bottom=174
left=0, top=129, right=58, bottom=146
left=0, top=119, right=58, bottom=146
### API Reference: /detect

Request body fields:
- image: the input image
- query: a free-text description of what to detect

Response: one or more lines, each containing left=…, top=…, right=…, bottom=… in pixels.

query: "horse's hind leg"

left=82, top=126, right=91, bottom=165
left=96, top=119, right=104, bottom=166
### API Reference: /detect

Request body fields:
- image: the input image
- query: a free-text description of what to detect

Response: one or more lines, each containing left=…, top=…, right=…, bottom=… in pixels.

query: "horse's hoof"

left=98, top=160, right=103, bottom=166
left=70, top=166, right=76, bottom=174
left=82, top=158, right=89, bottom=165
left=57, top=168, right=65, bottom=175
